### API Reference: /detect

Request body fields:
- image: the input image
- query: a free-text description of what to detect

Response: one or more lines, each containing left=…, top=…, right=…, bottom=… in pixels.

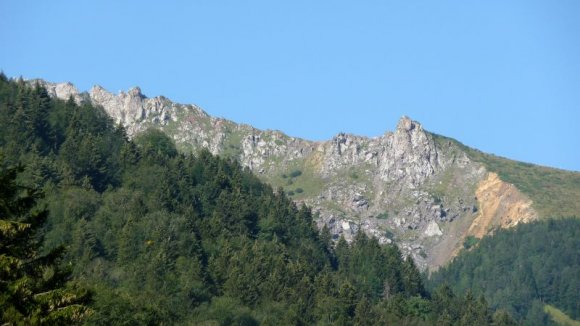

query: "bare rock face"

left=469, top=172, right=538, bottom=236
left=388, top=116, right=440, bottom=183
left=33, top=80, right=82, bottom=104
left=89, top=85, right=182, bottom=137
left=424, top=221, right=443, bottom=237
left=90, top=86, right=144, bottom=129
left=35, top=80, right=538, bottom=271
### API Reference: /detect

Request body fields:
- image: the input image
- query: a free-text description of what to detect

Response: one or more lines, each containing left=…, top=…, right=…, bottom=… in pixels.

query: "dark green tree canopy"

left=429, top=218, right=579, bottom=325
left=133, top=128, right=178, bottom=160
left=0, top=76, right=518, bottom=325
left=0, top=158, right=92, bottom=325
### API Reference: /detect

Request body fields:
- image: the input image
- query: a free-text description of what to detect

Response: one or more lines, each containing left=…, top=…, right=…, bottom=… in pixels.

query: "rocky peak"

left=28, top=79, right=81, bottom=103
left=90, top=85, right=141, bottom=128
left=33, top=78, right=540, bottom=271
left=128, top=86, right=144, bottom=98
left=89, top=85, right=111, bottom=102
left=396, top=115, right=417, bottom=132
left=378, top=116, right=440, bottom=185
left=392, top=115, right=428, bottom=149
left=88, top=85, right=175, bottom=136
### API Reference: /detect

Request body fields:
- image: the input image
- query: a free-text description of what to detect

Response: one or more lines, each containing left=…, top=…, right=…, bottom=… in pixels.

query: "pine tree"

left=354, top=296, right=375, bottom=325
left=492, top=309, right=518, bottom=326
left=0, top=160, right=92, bottom=324
left=401, top=255, right=425, bottom=297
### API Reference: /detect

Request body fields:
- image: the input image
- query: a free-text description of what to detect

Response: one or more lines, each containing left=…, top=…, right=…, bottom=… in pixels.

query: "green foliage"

left=432, top=133, right=580, bottom=218
left=0, top=77, right=516, bottom=324
left=289, top=169, right=302, bottom=178
left=463, top=235, right=479, bottom=249
left=0, top=158, right=92, bottom=324
left=350, top=171, right=359, bottom=180
left=544, top=304, right=580, bottom=326
left=376, top=211, right=389, bottom=220
left=133, top=127, right=178, bottom=160
left=430, top=219, right=580, bottom=325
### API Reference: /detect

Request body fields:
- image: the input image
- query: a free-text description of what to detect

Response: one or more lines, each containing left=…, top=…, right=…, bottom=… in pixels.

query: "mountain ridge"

left=29, top=78, right=580, bottom=270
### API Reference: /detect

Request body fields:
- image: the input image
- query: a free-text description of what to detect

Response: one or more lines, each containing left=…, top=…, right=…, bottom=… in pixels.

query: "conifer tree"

left=0, top=159, right=92, bottom=324
left=401, top=255, right=425, bottom=297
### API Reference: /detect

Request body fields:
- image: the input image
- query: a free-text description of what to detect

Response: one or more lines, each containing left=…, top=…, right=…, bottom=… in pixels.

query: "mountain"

left=429, top=218, right=579, bottom=324
left=33, top=79, right=580, bottom=271
left=1, top=76, right=519, bottom=324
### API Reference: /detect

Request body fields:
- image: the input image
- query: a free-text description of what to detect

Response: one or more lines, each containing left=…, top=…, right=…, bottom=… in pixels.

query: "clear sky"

left=1, top=1, right=579, bottom=171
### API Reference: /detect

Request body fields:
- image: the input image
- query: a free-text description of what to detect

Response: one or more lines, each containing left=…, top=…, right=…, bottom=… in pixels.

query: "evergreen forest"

left=429, top=218, right=579, bottom=325
left=0, top=75, right=567, bottom=325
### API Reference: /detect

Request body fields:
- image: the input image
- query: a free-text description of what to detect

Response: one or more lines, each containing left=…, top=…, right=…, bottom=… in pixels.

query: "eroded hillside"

left=34, top=79, right=579, bottom=270
left=470, top=172, right=537, bottom=238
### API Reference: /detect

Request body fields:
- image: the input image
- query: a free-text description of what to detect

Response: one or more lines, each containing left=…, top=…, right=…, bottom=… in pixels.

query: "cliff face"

left=470, top=172, right=537, bottom=237
left=35, top=80, right=540, bottom=270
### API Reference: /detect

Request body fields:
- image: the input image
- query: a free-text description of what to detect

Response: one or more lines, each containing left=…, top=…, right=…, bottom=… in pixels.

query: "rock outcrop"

left=32, top=79, right=540, bottom=270
left=469, top=172, right=538, bottom=237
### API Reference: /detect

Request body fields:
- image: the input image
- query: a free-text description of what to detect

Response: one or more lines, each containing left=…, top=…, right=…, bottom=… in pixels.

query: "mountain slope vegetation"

left=429, top=218, right=579, bottom=325
left=35, top=79, right=580, bottom=272
left=0, top=75, right=521, bottom=324
left=0, top=160, right=92, bottom=324
left=433, top=134, right=580, bottom=218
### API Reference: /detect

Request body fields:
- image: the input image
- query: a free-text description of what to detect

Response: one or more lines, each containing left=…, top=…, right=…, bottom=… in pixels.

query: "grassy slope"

left=544, top=305, right=580, bottom=326
left=432, top=133, right=580, bottom=218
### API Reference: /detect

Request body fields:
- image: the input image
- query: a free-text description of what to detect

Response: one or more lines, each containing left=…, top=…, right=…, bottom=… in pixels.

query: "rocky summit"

left=34, top=79, right=580, bottom=271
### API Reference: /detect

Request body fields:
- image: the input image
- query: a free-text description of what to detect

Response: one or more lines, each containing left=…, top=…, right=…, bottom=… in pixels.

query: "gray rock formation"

left=31, top=79, right=535, bottom=271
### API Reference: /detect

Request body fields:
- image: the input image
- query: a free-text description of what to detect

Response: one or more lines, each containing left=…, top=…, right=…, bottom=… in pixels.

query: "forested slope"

left=429, top=218, right=579, bottom=325
left=0, top=75, right=519, bottom=324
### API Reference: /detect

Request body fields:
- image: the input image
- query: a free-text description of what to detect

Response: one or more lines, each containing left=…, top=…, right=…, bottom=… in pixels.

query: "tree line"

left=429, top=218, right=579, bottom=325
left=0, top=75, right=518, bottom=324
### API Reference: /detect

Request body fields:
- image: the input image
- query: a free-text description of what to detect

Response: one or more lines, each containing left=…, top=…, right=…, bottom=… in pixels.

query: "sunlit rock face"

left=35, top=79, right=536, bottom=271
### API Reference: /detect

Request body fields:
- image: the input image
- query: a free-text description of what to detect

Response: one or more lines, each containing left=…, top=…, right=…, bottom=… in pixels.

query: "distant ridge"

left=30, top=78, right=580, bottom=270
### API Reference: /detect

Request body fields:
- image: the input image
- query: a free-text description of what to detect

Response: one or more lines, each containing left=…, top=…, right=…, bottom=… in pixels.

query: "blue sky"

left=1, top=1, right=579, bottom=171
